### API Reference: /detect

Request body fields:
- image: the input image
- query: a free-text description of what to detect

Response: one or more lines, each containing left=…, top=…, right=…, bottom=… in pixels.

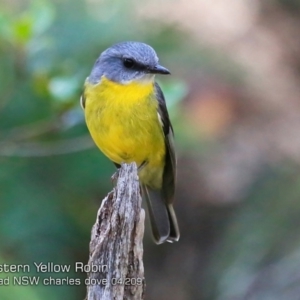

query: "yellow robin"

left=81, top=41, right=179, bottom=244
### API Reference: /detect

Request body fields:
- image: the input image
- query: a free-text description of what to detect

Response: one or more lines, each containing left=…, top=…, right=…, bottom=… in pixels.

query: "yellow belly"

left=84, top=77, right=165, bottom=189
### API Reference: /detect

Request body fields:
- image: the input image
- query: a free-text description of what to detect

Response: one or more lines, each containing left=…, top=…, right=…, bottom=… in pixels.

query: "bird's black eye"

left=123, top=58, right=135, bottom=69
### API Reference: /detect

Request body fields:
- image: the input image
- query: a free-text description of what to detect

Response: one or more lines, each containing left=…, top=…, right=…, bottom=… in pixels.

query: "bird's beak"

left=148, top=64, right=170, bottom=75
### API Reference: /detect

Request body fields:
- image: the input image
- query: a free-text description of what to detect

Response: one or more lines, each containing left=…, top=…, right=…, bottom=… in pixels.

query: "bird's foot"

left=138, top=160, right=148, bottom=171
left=111, top=169, right=120, bottom=186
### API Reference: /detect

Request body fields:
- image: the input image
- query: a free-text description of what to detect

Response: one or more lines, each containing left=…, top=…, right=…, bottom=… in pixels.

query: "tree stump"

left=86, top=162, right=145, bottom=300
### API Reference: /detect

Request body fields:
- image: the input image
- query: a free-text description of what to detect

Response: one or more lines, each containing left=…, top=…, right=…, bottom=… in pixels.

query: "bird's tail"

left=142, top=185, right=180, bottom=244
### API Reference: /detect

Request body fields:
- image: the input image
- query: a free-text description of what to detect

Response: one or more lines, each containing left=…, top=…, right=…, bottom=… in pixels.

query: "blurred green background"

left=2, top=0, right=300, bottom=299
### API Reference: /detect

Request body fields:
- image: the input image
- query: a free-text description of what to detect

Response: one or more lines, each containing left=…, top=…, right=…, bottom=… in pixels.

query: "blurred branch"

left=0, top=135, right=94, bottom=157
left=0, top=118, right=60, bottom=142
left=86, top=163, right=145, bottom=300
left=0, top=82, right=14, bottom=113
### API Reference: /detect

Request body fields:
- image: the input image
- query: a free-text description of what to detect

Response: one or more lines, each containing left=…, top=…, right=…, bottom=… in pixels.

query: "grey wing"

left=154, top=82, right=176, bottom=203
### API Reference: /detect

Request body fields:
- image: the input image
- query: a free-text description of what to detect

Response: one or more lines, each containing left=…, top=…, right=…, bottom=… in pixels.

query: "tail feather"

left=166, top=204, right=180, bottom=243
left=142, top=185, right=179, bottom=244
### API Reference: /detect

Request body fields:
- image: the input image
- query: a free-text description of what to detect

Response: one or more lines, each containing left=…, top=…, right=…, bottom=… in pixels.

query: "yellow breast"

left=84, top=76, right=165, bottom=188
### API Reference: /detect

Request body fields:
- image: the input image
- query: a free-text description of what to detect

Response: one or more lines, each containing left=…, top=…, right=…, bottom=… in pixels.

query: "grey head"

left=88, top=41, right=170, bottom=84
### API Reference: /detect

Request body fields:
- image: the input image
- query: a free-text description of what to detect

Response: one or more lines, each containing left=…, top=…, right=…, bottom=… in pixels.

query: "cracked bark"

left=86, top=163, right=145, bottom=300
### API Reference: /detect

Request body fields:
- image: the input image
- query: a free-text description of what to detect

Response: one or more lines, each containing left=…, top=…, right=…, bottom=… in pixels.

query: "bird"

left=81, top=41, right=179, bottom=244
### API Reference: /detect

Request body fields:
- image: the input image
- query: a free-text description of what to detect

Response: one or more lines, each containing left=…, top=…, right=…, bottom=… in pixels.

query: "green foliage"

left=0, top=0, right=187, bottom=299
left=2, top=1, right=299, bottom=300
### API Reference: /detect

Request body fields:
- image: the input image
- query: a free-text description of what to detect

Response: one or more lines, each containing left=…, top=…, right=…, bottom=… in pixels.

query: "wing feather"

left=154, top=82, right=176, bottom=203
left=80, top=93, right=86, bottom=109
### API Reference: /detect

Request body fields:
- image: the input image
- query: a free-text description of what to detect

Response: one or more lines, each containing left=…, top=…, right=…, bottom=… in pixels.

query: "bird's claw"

left=111, top=169, right=120, bottom=186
